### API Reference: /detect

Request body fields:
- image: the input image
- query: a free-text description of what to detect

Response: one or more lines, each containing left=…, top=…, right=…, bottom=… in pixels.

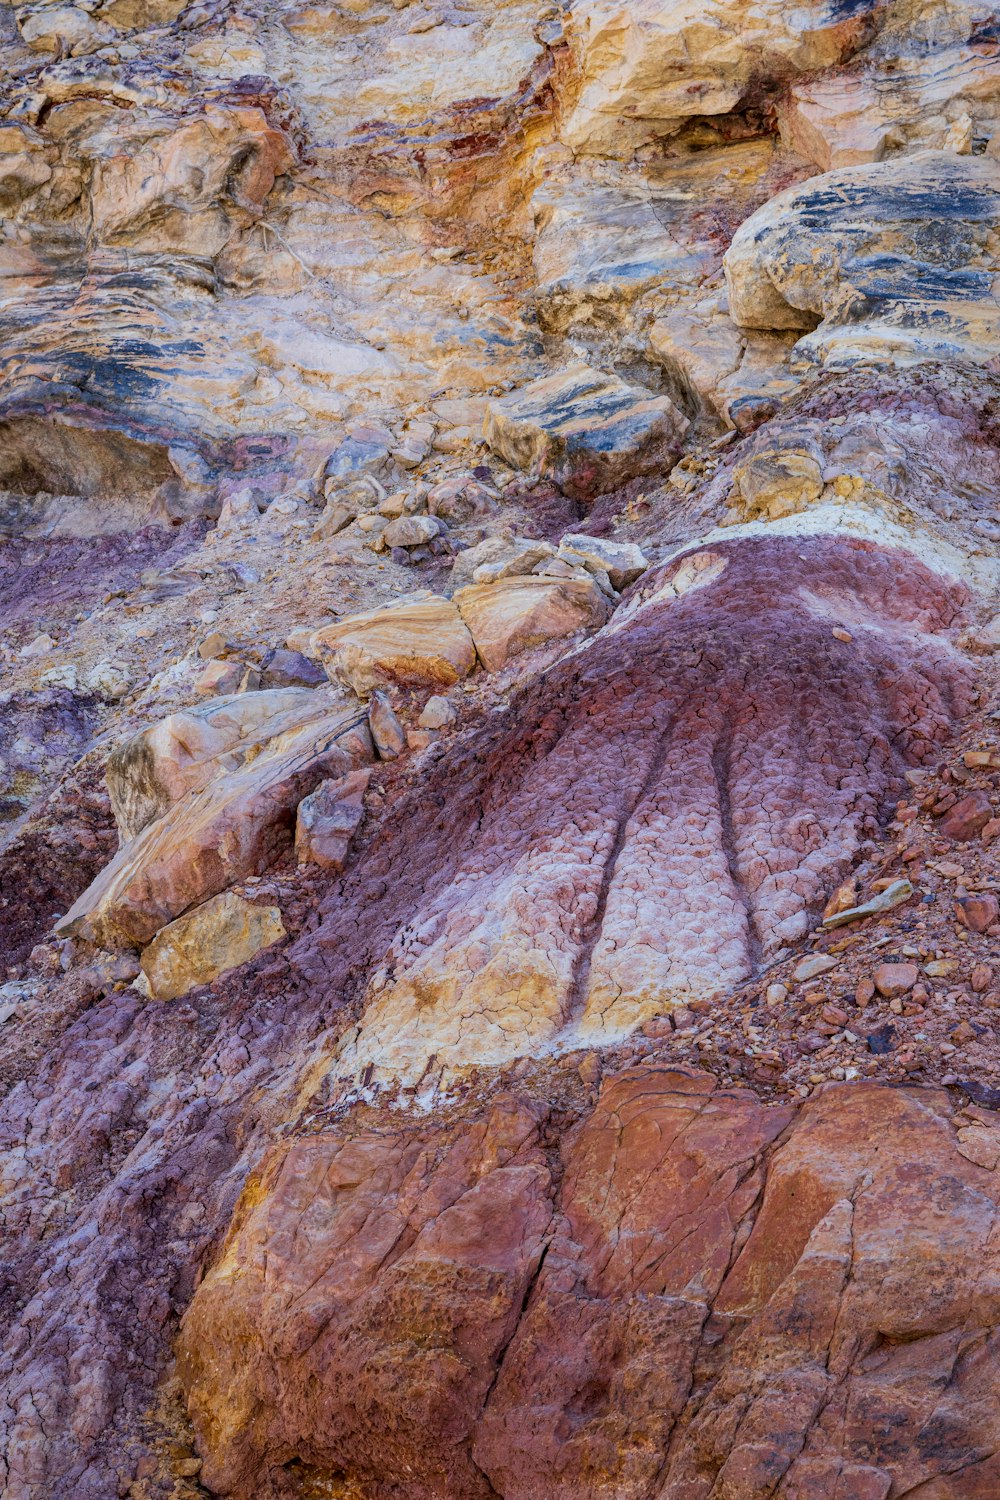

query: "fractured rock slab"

left=107, top=687, right=344, bottom=842
left=557, top=533, right=648, bottom=591
left=139, top=892, right=286, bottom=1001
left=483, top=363, right=688, bottom=501
left=312, top=592, right=477, bottom=697
left=57, top=698, right=373, bottom=949
left=455, top=574, right=612, bottom=672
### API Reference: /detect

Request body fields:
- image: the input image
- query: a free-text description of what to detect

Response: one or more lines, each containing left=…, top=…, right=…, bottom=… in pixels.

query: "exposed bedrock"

left=331, top=533, right=971, bottom=1089
left=0, top=252, right=273, bottom=514
left=724, top=152, right=1000, bottom=367
left=180, top=1066, right=1000, bottom=1500
left=5, top=0, right=1000, bottom=1487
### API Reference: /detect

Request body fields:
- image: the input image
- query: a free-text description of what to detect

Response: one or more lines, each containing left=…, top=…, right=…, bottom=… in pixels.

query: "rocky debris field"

left=3, top=0, right=1000, bottom=1493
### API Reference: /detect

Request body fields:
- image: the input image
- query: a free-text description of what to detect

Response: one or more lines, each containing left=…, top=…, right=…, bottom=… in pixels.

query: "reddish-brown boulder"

left=873, top=961, right=919, bottom=998
left=940, top=790, right=994, bottom=841
left=179, top=1069, right=1000, bottom=1500
left=956, top=893, right=1000, bottom=933
left=179, top=1096, right=553, bottom=1499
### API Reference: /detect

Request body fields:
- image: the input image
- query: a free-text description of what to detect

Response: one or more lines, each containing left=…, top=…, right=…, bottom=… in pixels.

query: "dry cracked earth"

left=5, top=0, right=1000, bottom=1494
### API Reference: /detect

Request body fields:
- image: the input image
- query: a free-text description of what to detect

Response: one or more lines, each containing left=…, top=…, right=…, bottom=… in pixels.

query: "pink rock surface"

left=335, top=533, right=971, bottom=1086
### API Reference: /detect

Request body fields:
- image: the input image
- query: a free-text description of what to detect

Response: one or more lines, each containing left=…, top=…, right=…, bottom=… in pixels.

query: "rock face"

left=561, top=0, right=881, bottom=155
left=484, top=364, right=689, bottom=501
left=724, top=152, right=1000, bottom=365
left=181, top=1068, right=1000, bottom=1500
left=5, top=0, right=1000, bottom=1493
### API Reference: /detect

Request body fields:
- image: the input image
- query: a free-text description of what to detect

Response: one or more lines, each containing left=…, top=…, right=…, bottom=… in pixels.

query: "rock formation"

left=3, top=0, right=1000, bottom=1495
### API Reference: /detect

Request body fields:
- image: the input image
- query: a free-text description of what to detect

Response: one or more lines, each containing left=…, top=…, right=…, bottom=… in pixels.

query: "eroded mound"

left=326, top=534, right=971, bottom=1090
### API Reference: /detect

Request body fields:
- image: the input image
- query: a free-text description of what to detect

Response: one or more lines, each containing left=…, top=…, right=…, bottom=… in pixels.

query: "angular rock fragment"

left=821, top=877, right=913, bottom=928
left=382, top=514, right=442, bottom=548
left=312, top=593, right=477, bottom=696
left=483, top=364, right=688, bottom=501
left=259, top=648, right=327, bottom=690
left=139, top=892, right=286, bottom=1001
left=418, top=695, right=457, bottom=730
left=295, top=767, right=371, bottom=872
left=556, top=532, right=648, bottom=591
left=57, top=698, right=373, bottom=949
left=455, top=574, right=612, bottom=672
left=368, top=692, right=406, bottom=760
left=873, top=961, right=918, bottom=997
left=940, top=789, right=993, bottom=841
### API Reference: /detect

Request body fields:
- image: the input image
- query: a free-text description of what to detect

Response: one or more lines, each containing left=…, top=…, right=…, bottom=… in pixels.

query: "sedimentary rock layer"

left=333, top=533, right=970, bottom=1089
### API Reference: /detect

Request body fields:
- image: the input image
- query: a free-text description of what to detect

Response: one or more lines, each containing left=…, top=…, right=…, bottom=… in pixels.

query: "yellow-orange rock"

left=455, top=575, right=612, bottom=672
left=312, top=593, right=477, bottom=697
left=139, top=892, right=286, bottom=1001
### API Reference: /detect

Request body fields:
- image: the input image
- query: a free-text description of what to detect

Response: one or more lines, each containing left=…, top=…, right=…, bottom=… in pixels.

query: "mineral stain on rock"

left=3, top=0, right=1000, bottom=1495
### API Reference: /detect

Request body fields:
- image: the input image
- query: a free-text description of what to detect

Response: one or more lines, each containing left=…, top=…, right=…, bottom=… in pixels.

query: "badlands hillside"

left=3, top=0, right=1000, bottom=1493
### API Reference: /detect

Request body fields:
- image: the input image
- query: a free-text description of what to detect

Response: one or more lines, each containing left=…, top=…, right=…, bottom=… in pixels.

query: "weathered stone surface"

left=557, top=532, right=648, bottom=590
left=941, top=789, right=994, bottom=841
left=180, top=1095, right=553, bottom=1499
left=294, top=766, right=371, bottom=871
left=181, top=1070, right=1000, bottom=1500
left=334, top=535, right=969, bottom=1089
left=452, top=535, right=557, bottom=588
left=139, top=891, right=286, bottom=1001
left=724, top=152, right=1000, bottom=366
left=483, top=364, right=688, bottom=501
left=560, top=0, right=881, bottom=156
left=6, top=0, right=1000, bottom=1491
left=57, top=697, right=373, bottom=948
left=455, top=574, right=612, bottom=672
left=778, top=42, right=1000, bottom=173
left=732, top=443, right=825, bottom=520
left=107, top=687, right=332, bottom=841
left=312, top=593, right=477, bottom=697
left=648, top=304, right=746, bottom=420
